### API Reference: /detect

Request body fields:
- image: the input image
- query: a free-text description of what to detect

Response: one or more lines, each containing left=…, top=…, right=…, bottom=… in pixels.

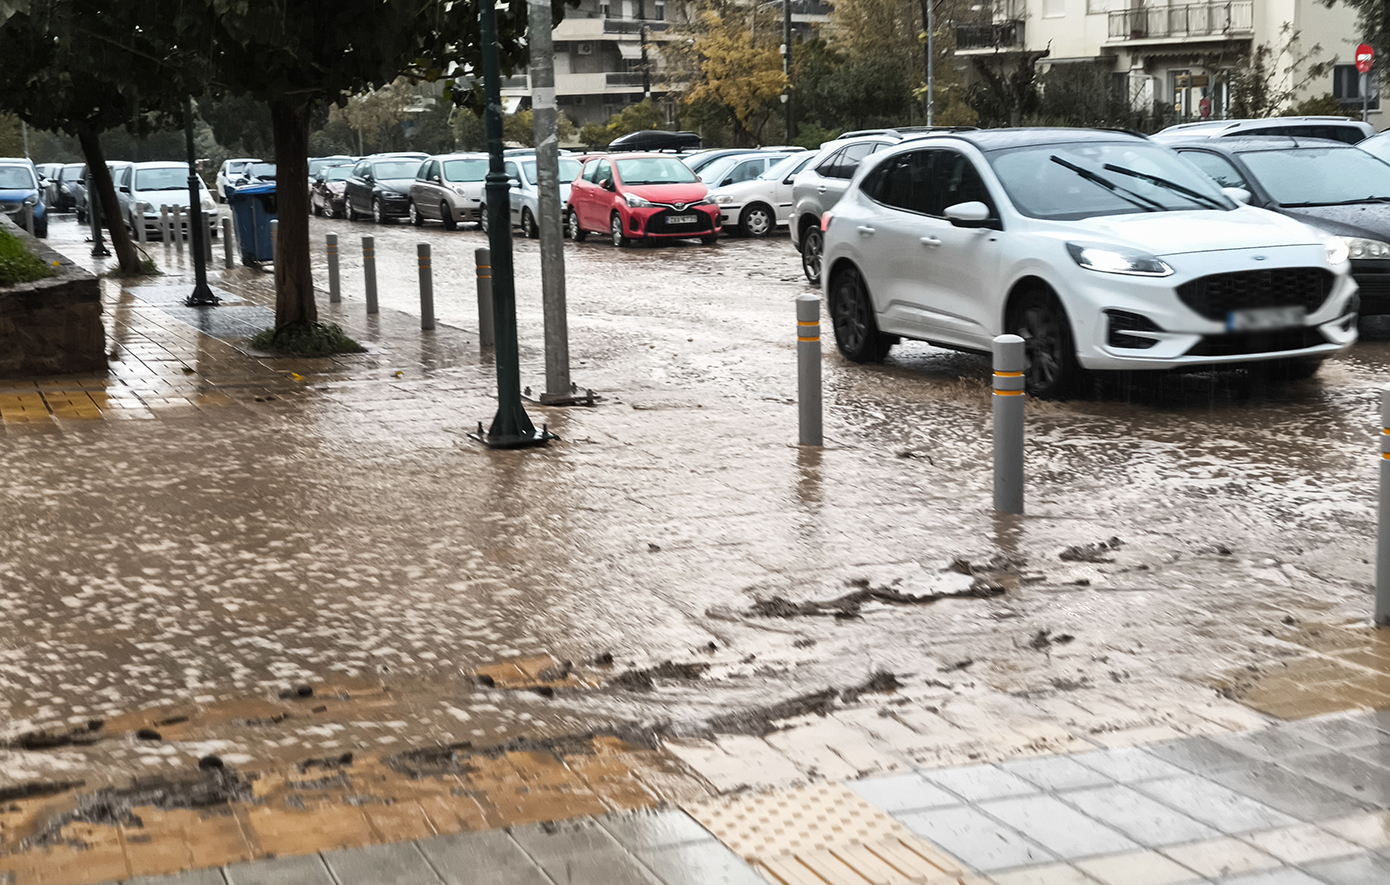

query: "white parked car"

left=708, top=151, right=817, bottom=237
left=821, top=129, right=1358, bottom=398
left=117, top=161, right=219, bottom=241
left=500, top=154, right=583, bottom=238
left=215, top=157, right=261, bottom=201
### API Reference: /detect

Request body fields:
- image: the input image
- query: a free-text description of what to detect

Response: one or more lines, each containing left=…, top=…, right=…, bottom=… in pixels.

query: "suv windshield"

left=137, top=168, right=193, bottom=191
left=1240, top=147, right=1390, bottom=206
left=989, top=141, right=1230, bottom=220
left=372, top=161, right=419, bottom=180
left=442, top=158, right=488, bottom=182
left=0, top=166, right=37, bottom=189
left=615, top=157, right=698, bottom=185
left=322, top=166, right=352, bottom=182
left=518, top=158, right=583, bottom=185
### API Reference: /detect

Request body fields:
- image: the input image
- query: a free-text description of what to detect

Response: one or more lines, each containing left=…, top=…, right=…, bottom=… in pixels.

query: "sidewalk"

left=1, top=221, right=1388, bottom=885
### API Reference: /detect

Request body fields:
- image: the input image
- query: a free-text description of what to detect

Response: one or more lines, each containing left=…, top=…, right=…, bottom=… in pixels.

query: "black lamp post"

left=183, top=96, right=218, bottom=307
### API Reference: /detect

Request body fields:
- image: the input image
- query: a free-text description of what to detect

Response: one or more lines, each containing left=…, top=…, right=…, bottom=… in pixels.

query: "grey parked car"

left=54, top=163, right=83, bottom=211
left=407, top=153, right=488, bottom=229
left=76, top=161, right=132, bottom=226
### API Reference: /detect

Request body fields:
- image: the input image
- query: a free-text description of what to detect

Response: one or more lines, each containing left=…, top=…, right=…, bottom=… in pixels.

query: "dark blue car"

left=0, top=159, right=46, bottom=238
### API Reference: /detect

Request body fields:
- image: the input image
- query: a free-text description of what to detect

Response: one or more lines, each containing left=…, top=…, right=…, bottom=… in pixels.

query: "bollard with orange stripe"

left=993, top=334, right=1025, bottom=514
left=475, top=247, right=495, bottom=348
left=797, top=294, right=823, bottom=446
left=1378, top=385, right=1390, bottom=624
left=326, top=233, right=341, bottom=303
left=363, top=235, right=378, bottom=315
left=418, top=243, right=435, bottom=331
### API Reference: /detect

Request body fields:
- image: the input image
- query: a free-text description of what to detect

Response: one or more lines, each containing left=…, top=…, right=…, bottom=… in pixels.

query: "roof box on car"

left=607, top=130, right=703, bottom=152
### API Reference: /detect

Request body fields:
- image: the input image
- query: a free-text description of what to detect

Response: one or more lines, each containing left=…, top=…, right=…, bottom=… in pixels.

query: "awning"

left=616, top=41, right=643, bottom=60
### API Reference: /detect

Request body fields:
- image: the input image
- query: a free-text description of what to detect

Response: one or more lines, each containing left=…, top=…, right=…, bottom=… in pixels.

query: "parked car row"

left=0, top=158, right=47, bottom=237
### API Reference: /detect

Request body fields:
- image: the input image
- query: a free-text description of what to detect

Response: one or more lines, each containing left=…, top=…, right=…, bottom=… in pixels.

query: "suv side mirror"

left=943, top=201, right=993, bottom=228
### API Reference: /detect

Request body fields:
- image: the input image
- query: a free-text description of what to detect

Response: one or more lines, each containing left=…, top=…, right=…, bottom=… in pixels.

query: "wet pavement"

left=0, top=212, right=1388, bottom=883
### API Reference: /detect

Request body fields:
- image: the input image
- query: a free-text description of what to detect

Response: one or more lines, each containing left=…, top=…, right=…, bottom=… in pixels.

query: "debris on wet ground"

left=749, top=577, right=1006, bottom=621
left=610, top=662, right=711, bottom=692
left=0, top=781, right=85, bottom=805
left=1059, top=536, right=1124, bottom=563
left=1028, top=629, right=1075, bottom=651
left=702, top=671, right=903, bottom=738
left=473, top=654, right=598, bottom=692
left=4, top=721, right=103, bottom=752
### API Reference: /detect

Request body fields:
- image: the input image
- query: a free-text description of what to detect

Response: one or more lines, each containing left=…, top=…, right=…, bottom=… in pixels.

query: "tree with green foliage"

left=1227, top=26, right=1333, bottom=119
left=665, top=0, right=786, bottom=145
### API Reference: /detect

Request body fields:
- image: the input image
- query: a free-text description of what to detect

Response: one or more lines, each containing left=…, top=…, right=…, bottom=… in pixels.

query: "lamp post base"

left=469, top=421, right=559, bottom=450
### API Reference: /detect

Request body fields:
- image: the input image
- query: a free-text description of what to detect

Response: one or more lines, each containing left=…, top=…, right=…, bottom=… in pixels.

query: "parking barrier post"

left=269, top=219, right=278, bottom=263
left=221, top=217, right=233, bottom=268
left=21, top=203, right=34, bottom=235
left=418, top=243, right=435, bottom=331
left=160, top=206, right=169, bottom=243
left=173, top=206, right=184, bottom=248
left=204, top=217, right=213, bottom=262
left=327, top=233, right=341, bottom=303
left=993, top=334, right=1026, bottom=515
left=796, top=294, right=823, bottom=446
left=475, top=247, right=494, bottom=347
left=363, top=235, right=378, bottom=314
left=1377, top=385, right=1390, bottom=625
left=133, top=207, right=144, bottom=243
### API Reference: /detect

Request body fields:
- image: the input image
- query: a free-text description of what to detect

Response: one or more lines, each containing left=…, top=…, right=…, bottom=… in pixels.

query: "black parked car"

left=1171, top=136, right=1390, bottom=316
left=343, top=156, right=423, bottom=223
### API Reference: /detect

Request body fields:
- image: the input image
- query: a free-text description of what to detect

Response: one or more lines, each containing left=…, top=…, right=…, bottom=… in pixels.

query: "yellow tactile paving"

left=685, top=783, right=966, bottom=884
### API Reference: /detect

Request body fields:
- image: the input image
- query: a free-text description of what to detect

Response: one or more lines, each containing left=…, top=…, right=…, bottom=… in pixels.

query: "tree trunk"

left=269, top=99, right=317, bottom=329
left=77, top=129, right=141, bottom=274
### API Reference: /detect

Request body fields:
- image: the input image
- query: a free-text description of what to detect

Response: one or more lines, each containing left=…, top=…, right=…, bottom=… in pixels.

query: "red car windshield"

left=614, top=157, right=698, bottom=186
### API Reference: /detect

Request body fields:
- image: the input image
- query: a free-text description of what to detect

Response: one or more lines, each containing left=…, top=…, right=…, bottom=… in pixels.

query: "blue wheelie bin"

left=227, top=182, right=277, bottom=265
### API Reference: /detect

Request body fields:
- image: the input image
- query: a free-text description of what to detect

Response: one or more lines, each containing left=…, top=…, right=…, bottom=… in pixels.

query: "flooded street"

left=2, top=213, right=1388, bottom=824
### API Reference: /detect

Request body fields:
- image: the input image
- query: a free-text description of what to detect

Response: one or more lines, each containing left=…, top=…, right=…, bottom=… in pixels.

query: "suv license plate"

left=1226, top=306, right=1305, bottom=332
left=667, top=214, right=696, bottom=224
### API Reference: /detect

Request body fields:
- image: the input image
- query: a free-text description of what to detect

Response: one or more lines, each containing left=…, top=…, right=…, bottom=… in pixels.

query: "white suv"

left=820, top=129, right=1358, bottom=398
left=1151, top=116, right=1374, bottom=146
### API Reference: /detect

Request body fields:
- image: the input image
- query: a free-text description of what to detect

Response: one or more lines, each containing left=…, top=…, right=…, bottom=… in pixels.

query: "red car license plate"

left=667, top=214, right=696, bottom=224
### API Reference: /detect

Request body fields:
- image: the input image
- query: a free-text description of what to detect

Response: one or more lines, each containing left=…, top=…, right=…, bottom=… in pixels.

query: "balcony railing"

left=603, top=19, right=670, bottom=34
left=955, top=19, right=1025, bottom=52
left=606, top=72, right=647, bottom=87
left=1109, top=1, right=1253, bottom=41
left=500, top=75, right=529, bottom=89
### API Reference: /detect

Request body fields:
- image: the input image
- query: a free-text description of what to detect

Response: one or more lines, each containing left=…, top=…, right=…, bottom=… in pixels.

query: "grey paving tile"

left=1069, top=747, right=1191, bottom=784
left=978, top=794, right=1139, bottom=860
left=1058, top=784, right=1219, bottom=846
left=898, top=805, right=1057, bottom=872
left=599, top=809, right=717, bottom=852
left=848, top=772, right=961, bottom=813
left=1341, top=739, right=1390, bottom=771
left=223, top=855, right=336, bottom=885
left=923, top=764, right=1040, bottom=802
left=1208, top=761, right=1374, bottom=822
left=417, top=830, right=549, bottom=885
left=1133, top=776, right=1298, bottom=835
left=322, top=841, right=442, bottom=885
left=125, top=871, right=228, bottom=885
left=1210, top=727, right=1332, bottom=762
left=1146, top=736, right=1262, bottom=775
left=631, top=841, right=767, bottom=885
left=998, top=755, right=1115, bottom=792
left=1291, top=751, right=1390, bottom=806
left=1283, top=715, right=1390, bottom=750
left=1302, top=852, right=1390, bottom=885
left=510, top=818, right=659, bottom=885
left=1211, top=869, right=1326, bottom=884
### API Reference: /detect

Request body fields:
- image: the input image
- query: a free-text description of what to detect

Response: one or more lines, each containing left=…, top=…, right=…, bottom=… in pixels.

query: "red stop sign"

left=1357, top=43, right=1375, bottom=74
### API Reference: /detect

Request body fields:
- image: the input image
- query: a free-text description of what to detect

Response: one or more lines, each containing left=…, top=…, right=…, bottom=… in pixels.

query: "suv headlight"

left=1338, top=236, right=1387, bottom=260
left=1326, top=238, right=1351, bottom=265
left=1066, top=243, right=1173, bottom=277
left=624, top=193, right=653, bottom=208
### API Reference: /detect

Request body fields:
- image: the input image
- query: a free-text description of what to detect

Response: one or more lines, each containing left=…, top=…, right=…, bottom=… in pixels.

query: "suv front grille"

left=1177, top=268, right=1333, bottom=320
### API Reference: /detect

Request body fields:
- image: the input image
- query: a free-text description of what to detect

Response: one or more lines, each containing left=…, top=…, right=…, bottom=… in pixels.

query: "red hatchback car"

left=567, top=153, right=721, bottom=246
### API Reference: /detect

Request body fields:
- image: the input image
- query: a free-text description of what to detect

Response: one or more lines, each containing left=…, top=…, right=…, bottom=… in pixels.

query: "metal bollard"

left=363, top=235, right=378, bottom=314
left=21, top=203, right=33, bottom=235
left=133, top=206, right=145, bottom=243
left=993, top=334, right=1026, bottom=514
left=204, top=217, right=213, bottom=262
left=222, top=217, right=233, bottom=269
left=1378, top=385, right=1390, bottom=625
left=173, top=206, right=185, bottom=248
left=159, top=206, right=169, bottom=243
left=418, top=243, right=435, bottom=331
left=475, top=247, right=494, bottom=347
left=269, top=218, right=278, bottom=262
left=796, top=294, right=823, bottom=446
left=327, top=233, right=341, bottom=303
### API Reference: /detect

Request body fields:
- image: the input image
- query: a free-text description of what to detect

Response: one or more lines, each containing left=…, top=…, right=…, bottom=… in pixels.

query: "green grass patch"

left=250, top=322, right=366, bottom=357
left=0, top=227, right=53, bottom=287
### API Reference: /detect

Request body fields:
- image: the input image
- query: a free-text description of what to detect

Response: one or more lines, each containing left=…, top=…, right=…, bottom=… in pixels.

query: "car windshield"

left=323, top=166, right=352, bottom=182
left=248, top=163, right=276, bottom=178
left=615, top=157, right=698, bottom=185
left=0, top=166, right=37, bottom=189
left=309, top=158, right=346, bottom=176
left=137, top=167, right=194, bottom=191
left=518, top=158, right=583, bottom=185
left=761, top=152, right=814, bottom=180
left=1360, top=133, right=1390, bottom=165
left=61, top=163, right=82, bottom=179
left=988, top=141, right=1230, bottom=220
left=697, top=155, right=757, bottom=184
left=373, top=161, right=419, bottom=180
left=1239, top=147, right=1390, bottom=206
left=442, top=158, right=488, bottom=182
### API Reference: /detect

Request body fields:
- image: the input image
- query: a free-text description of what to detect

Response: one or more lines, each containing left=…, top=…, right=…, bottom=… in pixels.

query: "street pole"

left=641, top=26, right=651, bottom=99
left=784, top=0, right=793, bottom=142
left=531, top=0, right=575, bottom=403
left=20, top=120, right=29, bottom=159
left=1364, top=71, right=1370, bottom=124
left=926, top=0, right=935, bottom=125
left=183, top=97, right=218, bottom=307
left=479, top=0, right=550, bottom=449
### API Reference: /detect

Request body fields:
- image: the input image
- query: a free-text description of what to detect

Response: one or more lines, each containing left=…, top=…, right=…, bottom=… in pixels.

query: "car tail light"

left=820, top=212, right=832, bottom=232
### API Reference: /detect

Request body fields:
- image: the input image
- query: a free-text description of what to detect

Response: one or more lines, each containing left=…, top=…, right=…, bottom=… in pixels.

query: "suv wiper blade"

left=1049, top=155, right=1163, bottom=212
left=1102, top=163, right=1224, bottom=209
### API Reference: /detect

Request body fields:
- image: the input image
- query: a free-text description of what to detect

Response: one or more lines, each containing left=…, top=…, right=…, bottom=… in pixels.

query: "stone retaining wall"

left=0, top=215, right=106, bottom=376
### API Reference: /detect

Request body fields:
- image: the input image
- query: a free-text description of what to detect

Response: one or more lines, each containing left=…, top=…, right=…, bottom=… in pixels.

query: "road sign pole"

left=1357, top=43, right=1376, bottom=124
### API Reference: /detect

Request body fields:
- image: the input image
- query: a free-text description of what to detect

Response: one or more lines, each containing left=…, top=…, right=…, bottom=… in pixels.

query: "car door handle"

left=817, top=186, right=827, bottom=194
left=920, top=236, right=942, bottom=247
left=857, top=225, right=875, bottom=236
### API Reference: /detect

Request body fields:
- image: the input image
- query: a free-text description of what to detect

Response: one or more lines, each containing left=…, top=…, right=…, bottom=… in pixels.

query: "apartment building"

left=501, top=0, right=831, bottom=128
left=954, top=0, right=1380, bottom=126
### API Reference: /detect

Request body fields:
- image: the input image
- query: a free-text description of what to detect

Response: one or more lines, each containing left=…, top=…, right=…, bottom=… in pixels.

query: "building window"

left=1042, top=0, right=1064, bottom=18
left=654, top=0, right=665, bottom=20
left=1333, top=64, right=1380, bottom=110
left=600, top=0, right=611, bottom=17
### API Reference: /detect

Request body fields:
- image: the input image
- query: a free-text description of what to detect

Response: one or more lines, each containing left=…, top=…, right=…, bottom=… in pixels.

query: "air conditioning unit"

left=577, top=42, right=593, bottom=55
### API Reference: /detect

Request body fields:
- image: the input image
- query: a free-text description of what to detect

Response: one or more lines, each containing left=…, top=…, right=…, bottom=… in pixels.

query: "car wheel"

left=740, top=203, right=774, bottom=238
left=441, top=202, right=457, bottom=231
left=801, top=226, right=824, bottom=285
left=521, top=208, right=537, bottom=239
left=409, top=200, right=422, bottom=226
left=1011, top=289, right=1084, bottom=400
left=346, top=199, right=358, bottom=222
left=76, top=207, right=87, bottom=224
left=568, top=209, right=587, bottom=242
left=312, top=200, right=323, bottom=217
left=611, top=212, right=629, bottom=247
left=372, top=198, right=385, bottom=224
left=829, top=265, right=893, bottom=363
